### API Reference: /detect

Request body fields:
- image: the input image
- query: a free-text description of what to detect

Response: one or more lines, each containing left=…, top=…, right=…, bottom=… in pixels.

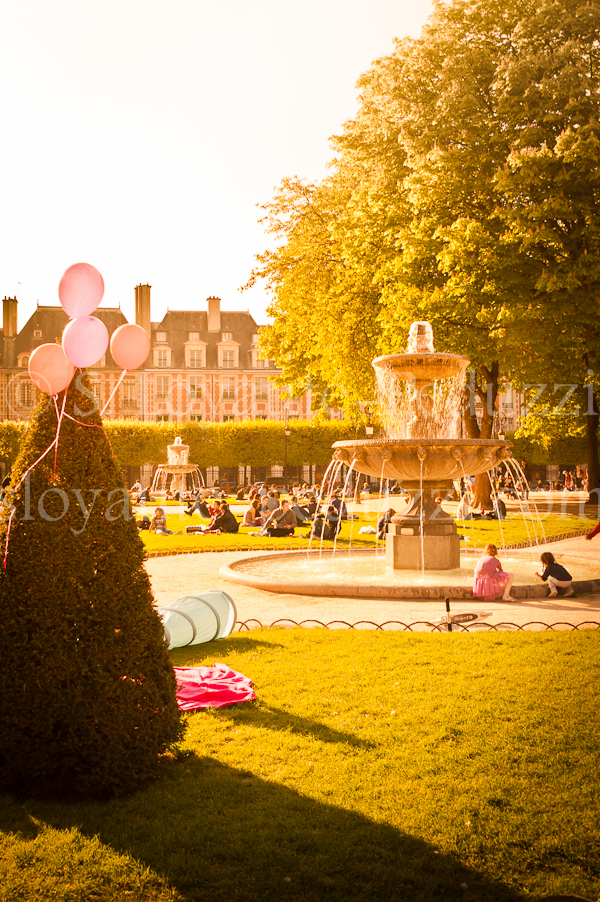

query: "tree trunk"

left=462, top=363, right=499, bottom=510
left=586, top=387, right=600, bottom=513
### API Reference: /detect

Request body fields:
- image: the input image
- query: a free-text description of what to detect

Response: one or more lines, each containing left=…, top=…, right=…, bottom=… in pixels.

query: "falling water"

left=508, top=459, right=547, bottom=544
left=503, top=458, right=538, bottom=553
left=332, top=462, right=355, bottom=560
left=375, top=366, right=465, bottom=440
left=486, top=470, right=506, bottom=549
left=458, top=461, right=478, bottom=550
left=419, top=454, right=425, bottom=578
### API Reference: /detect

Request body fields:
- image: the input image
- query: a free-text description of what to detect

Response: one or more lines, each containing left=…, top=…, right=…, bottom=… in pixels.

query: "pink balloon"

left=28, top=343, right=75, bottom=395
left=62, top=316, right=109, bottom=368
left=110, top=323, right=151, bottom=370
left=58, top=263, right=104, bottom=318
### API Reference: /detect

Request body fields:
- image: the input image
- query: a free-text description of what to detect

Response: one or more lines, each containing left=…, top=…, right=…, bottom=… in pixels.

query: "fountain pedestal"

left=386, top=478, right=460, bottom=570
left=386, top=525, right=460, bottom=570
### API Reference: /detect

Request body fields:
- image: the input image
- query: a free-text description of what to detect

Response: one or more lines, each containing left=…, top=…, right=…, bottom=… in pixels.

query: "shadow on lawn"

left=1, top=757, right=527, bottom=902
left=220, top=701, right=376, bottom=749
left=168, top=635, right=287, bottom=662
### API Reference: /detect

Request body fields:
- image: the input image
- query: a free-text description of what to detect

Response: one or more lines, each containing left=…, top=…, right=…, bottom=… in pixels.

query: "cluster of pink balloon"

left=27, top=263, right=151, bottom=397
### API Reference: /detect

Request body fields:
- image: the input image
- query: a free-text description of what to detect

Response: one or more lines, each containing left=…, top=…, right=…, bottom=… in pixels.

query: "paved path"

left=145, top=534, right=600, bottom=629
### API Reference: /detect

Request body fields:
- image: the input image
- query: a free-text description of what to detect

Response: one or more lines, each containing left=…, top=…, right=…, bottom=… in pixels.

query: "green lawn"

left=1, top=629, right=599, bottom=901
left=140, top=508, right=595, bottom=555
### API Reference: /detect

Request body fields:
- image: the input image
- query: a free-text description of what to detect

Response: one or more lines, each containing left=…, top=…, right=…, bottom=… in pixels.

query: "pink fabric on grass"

left=174, top=663, right=255, bottom=710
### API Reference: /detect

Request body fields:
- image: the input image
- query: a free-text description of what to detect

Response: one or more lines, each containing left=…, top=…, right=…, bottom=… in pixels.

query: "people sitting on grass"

left=184, top=491, right=212, bottom=518
left=290, top=495, right=311, bottom=526
left=332, top=492, right=348, bottom=519
left=136, top=486, right=153, bottom=505
left=456, top=493, right=472, bottom=521
left=535, top=552, right=574, bottom=597
left=312, top=505, right=342, bottom=541
left=243, top=497, right=263, bottom=527
left=150, top=507, right=182, bottom=536
left=265, top=490, right=279, bottom=514
left=304, top=494, right=318, bottom=518
left=212, top=503, right=239, bottom=534
left=490, top=495, right=507, bottom=520
left=262, top=500, right=297, bottom=537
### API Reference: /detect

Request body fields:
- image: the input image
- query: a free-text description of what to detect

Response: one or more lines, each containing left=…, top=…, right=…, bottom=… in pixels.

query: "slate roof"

left=152, top=309, right=264, bottom=370
left=13, top=306, right=128, bottom=367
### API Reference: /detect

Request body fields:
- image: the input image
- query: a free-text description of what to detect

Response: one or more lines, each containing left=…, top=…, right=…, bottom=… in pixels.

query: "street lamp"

left=365, top=423, right=374, bottom=436
left=284, top=419, right=291, bottom=495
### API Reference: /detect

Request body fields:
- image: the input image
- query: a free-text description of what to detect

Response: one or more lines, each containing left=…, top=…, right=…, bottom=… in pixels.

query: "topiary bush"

left=0, top=376, right=182, bottom=797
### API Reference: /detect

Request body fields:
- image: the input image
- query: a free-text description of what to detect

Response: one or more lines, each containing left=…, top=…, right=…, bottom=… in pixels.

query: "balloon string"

left=2, top=509, right=15, bottom=570
left=2, top=413, right=61, bottom=570
left=53, top=391, right=68, bottom=472
left=101, top=370, right=127, bottom=416
left=61, top=412, right=115, bottom=457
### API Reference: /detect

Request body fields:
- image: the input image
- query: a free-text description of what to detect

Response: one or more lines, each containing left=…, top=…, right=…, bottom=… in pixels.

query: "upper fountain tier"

left=332, top=320, right=512, bottom=484
left=372, top=321, right=470, bottom=389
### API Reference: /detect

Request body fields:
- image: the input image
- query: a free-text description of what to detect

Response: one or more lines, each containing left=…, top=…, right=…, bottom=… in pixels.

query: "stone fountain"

left=151, top=437, right=204, bottom=497
left=332, top=322, right=512, bottom=570
left=219, top=322, right=599, bottom=598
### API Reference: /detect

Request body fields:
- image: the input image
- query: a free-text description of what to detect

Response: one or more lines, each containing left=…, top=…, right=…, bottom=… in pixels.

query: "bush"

left=0, top=378, right=182, bottom=797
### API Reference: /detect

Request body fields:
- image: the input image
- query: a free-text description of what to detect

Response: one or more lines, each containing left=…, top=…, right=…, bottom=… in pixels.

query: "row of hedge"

left=0, top=417, right=587, bottom=473
left=0, top=418, right=358, bottom=472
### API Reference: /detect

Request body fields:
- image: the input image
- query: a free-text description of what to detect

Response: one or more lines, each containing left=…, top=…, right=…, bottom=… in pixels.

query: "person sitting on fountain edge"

left=262, top=500, right=297, bottom=537
left=473, top=544, right=516, bottom=602
left=377, top=508, right=396, bottom=541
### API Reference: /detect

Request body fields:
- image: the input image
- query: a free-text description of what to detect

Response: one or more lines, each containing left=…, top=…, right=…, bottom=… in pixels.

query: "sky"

left=0, top=0, right=433, bottom=333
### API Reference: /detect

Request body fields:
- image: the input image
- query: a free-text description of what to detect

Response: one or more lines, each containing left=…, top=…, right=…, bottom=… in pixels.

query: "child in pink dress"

left=473, top=543, right=516, bottom=602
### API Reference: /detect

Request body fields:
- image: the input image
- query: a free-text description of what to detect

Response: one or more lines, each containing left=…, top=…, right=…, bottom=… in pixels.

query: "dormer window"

left=153, top=347, right=172, bottom=368
left=184, top=338, right=207, bottom=369
left=156, top=331, right=167, bottom=343
left=252, top=349, right=269, bottom=368
left=189, top=332, right=200, bottom=341
left=222, top=332, right=232, bottom=341
left=18, top=353, right=29, bottom=369
left=217, top=336, right=240, bottom=369
left=33, top=329, right=42, bottom=339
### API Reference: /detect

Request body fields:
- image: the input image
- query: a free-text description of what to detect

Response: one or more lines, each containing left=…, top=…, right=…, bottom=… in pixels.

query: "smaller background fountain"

left=151, top=437, right=204, bottom=497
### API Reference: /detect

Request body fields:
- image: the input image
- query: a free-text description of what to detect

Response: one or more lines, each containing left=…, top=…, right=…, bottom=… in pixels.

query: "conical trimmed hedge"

left=0, top=376, right=182, bottom=797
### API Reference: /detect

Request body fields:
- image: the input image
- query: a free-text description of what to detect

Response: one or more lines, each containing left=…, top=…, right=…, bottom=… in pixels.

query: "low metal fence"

left=234, top=619, right=600, bottom=633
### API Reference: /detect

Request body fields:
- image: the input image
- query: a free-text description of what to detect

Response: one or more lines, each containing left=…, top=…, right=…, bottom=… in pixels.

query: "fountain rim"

left=332, top=438, right=513, bottom=449
left=372, top=350, right=470, bottom=369
left=219, top=548, right=600, bottom=600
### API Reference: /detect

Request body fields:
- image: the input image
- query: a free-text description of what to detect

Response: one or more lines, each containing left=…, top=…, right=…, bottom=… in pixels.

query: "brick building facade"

left=0, top=287, right=312, bottom=423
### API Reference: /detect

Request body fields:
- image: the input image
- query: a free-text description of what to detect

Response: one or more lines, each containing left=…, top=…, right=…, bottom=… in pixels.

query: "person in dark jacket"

left=212, top=503, right=239, bottom=534
left=535, top=552, right=574, bottom=597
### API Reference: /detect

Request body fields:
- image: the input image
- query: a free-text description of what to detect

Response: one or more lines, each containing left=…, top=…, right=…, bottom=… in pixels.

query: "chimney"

left=2, top=296, right=17, bottom=338
left=134, top=284, right=151, bottom=336
left=207, top=296, right=221, bottom=332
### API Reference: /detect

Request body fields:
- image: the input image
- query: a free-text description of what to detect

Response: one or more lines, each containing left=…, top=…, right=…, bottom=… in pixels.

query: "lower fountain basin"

left=220, top=549, right=600, bottom=600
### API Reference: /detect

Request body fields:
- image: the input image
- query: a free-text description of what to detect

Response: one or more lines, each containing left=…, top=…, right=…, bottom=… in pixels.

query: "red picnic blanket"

left=174, top=663, right=255, bottom=710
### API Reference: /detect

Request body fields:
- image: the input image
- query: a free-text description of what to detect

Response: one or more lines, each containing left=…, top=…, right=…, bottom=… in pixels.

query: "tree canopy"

left=247, top=0, right=600, bottom=491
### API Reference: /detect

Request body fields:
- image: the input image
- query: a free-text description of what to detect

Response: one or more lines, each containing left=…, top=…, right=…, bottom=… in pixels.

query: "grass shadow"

left=4, top=756, right=527, bottom=902
left=217, top=701, right=376, bottom=750
left=168, top=635, right=286, bottom=663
